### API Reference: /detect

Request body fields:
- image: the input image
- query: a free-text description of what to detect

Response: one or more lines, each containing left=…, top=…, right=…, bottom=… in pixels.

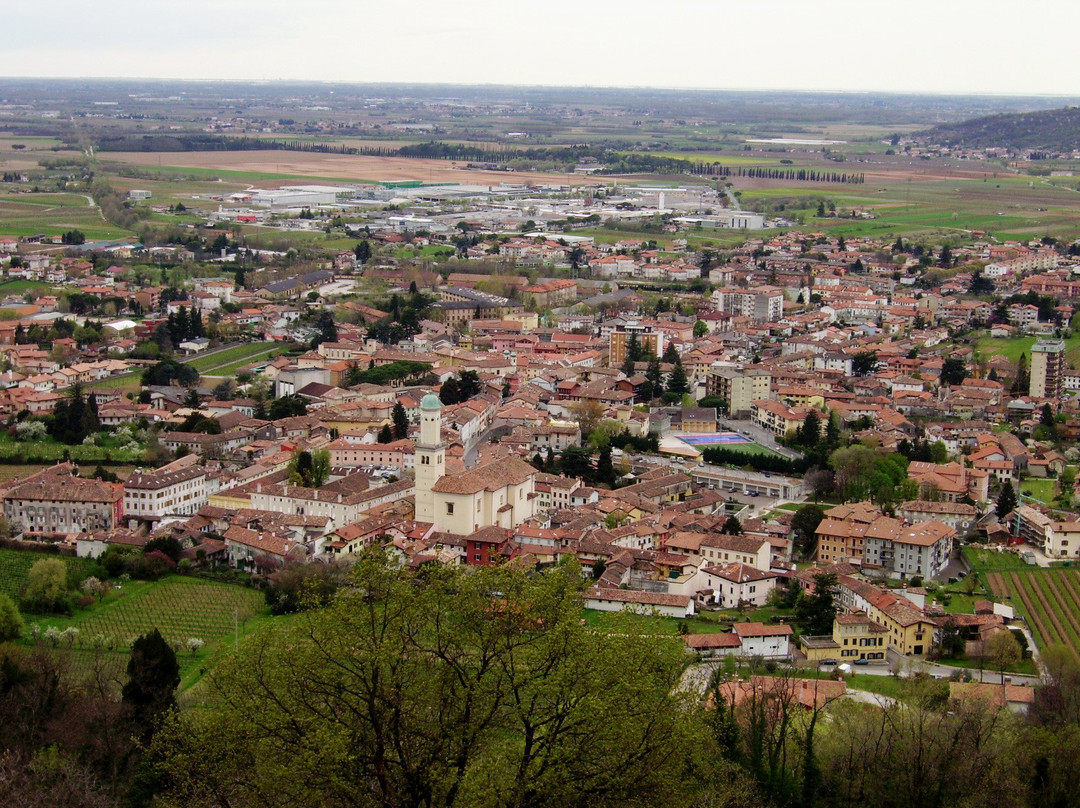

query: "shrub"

left=0, top=593, right=23, bottom=641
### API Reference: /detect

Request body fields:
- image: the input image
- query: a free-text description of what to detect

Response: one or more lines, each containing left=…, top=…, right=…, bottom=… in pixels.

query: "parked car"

left=854, top=659, right=870, bottom=666
left=820, top=658, right=837, bottom=666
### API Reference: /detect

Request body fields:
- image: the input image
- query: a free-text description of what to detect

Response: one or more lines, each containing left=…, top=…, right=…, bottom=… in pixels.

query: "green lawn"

left=582, top=606, right=793, bottom=636
left=975, top=331, right=1080, bottom=369
left=87, top=373, right=140, bottom=392
left=0, top=279, right=54, bottom=295
left=1020, top=478, right=1057, bottom=505
left=963, top=546, right=1030, bottom=572
left=932, top=655, right=1038, bottom=676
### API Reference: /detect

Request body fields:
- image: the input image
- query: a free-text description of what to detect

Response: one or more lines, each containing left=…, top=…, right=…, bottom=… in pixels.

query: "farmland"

left=0, top=434, right=142, bottom=463
left=30, top=575, right=269, bottom=688
left=986, top=568, right=1080, bottom=660
left=102, top=150, right=598, bottom=188
left=0, top=548, right=95, bottom=604
left=0, top=193, right=129, bottom=240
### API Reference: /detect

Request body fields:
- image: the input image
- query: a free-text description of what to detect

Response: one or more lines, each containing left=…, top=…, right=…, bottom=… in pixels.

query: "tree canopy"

left=150, top=555, right=694, bottom=808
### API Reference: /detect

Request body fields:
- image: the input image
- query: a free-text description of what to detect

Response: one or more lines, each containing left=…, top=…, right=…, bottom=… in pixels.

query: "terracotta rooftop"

left=431, top=455, right=537, bottom=495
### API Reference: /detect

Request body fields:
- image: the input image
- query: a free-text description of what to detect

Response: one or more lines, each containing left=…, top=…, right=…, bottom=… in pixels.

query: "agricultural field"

left=30, top=576, right=269, bottom=688
left=735, top=169, right=1080, bottom=241
left=0, top=193, right=129, bottom=240
left=0, top=548, right=95, bottom=605
left=102, top=150, right=593, bottom=188
left=986, top=568, right=1080, bottom=660
left=0, top=435, right=142, bottom=463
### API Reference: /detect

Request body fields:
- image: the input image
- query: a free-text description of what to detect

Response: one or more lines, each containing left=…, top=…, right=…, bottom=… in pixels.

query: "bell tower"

left=414, top=394, right=445, bottom=523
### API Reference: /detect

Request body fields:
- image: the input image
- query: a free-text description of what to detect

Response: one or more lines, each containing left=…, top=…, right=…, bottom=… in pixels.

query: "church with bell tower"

left=413, top=394, right=539, bottom=534
left=414, top=394, right=446, bottom=524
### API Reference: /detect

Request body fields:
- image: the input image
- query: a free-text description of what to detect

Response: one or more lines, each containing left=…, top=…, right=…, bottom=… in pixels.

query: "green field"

left=964, top=546, right=1030, bottom=571
left=736, top=173, right=1080, bottom=241
left=87, top=373, right=140, bottom=392
left=582, top=604, right=793, bottom=636
left=187, top=342, right=281, bottom=373
left=102, top=162, right=379, bottom=186
left=0, top=193, right=130, bottom=240
left=974, top=333, right=1080, bottom=369
left=201, top=349, right=281, bottom=377
left=0, top=279, right=54, bottom=295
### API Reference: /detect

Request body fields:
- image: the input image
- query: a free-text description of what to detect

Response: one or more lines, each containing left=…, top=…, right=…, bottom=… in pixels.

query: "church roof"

left=431, top=455, right=537, bottom=496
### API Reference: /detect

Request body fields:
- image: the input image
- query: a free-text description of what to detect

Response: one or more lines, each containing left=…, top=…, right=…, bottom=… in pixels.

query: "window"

left=421, top=456, right=430, bottom=465
left=446, top=502, right=454, bottom=515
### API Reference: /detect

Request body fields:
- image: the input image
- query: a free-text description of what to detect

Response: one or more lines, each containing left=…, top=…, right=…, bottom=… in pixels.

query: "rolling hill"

left=916, top=106, right=1080, bottom=152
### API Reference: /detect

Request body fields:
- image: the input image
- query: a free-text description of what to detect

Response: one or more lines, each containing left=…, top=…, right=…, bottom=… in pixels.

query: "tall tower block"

left=1030, top=339, right=1065, bottom=399
left=414, top=394, right=446, bottom=523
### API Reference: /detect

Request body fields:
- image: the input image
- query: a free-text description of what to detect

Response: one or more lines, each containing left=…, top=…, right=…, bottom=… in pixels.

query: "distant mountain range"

left=917, top=106, right=1080, bottom=152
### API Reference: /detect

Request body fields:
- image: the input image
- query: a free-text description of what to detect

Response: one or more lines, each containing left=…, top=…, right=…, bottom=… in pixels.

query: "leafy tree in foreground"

left=149, top=556, right=694, bottom=808
left=985, top=629, right=1021, bottom=684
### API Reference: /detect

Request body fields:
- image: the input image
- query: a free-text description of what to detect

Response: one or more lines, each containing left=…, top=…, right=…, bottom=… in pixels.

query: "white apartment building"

left=124, top=460, right=208, bottom=527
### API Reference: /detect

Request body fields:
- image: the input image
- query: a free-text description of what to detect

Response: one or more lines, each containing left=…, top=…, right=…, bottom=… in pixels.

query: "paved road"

left=680, top=659, right=1042, bottom=698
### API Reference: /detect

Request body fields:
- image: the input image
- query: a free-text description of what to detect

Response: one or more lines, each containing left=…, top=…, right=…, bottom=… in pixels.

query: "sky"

left=4, top=0, right=1079, bottom=97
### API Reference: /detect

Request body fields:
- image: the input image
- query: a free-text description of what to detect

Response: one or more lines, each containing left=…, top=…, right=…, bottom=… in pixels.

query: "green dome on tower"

left=420, top=394, right=442, bottom=411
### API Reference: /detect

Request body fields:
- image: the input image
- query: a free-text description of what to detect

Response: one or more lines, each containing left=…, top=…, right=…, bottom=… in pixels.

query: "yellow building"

left=869, top=597, right=937, bottom=656
left=832, top=612, right=889, bottom=661
left=799, top=612, right=888, bottom=662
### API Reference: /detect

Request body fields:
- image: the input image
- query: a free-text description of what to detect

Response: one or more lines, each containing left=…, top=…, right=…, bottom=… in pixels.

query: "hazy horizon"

left=5, top=0, right=1080, bottom=98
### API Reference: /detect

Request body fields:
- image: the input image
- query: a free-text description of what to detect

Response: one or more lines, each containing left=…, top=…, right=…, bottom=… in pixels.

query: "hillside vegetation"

left=917, top=106, right=1080, bottom=151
